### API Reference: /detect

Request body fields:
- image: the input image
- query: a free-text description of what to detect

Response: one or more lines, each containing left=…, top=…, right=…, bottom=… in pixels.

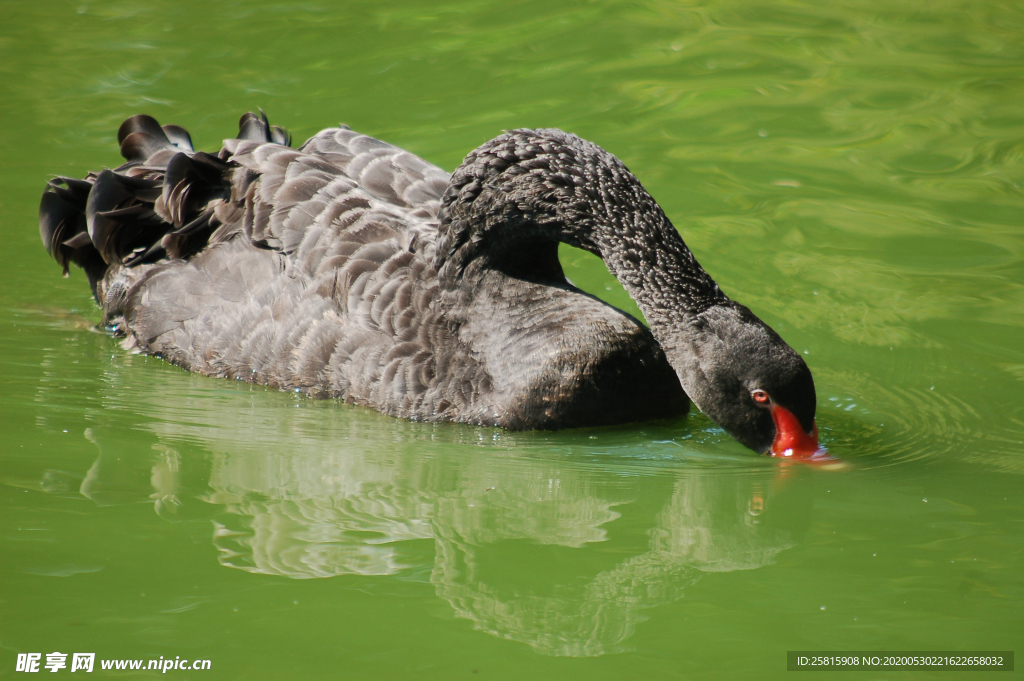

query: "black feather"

left=237, top=112, right=268, bottom=143
left=162, top=151, right=233, bottom=227
left=117, top=114, right=166, bottom=145
left=161, top=124, right=194, bottom=151
left=39, top=180, right=107, bottom=286
left=85, top=170, right=167, bottom=265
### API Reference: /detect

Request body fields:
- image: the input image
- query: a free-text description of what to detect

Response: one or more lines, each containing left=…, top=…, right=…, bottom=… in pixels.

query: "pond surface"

left=1, top=0, right=1022, bottom=678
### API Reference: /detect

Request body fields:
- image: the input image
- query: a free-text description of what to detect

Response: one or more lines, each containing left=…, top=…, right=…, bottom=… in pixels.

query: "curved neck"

left=588, top=202, right=727, bottom=325
left=434, top=128, right=728, bottom=332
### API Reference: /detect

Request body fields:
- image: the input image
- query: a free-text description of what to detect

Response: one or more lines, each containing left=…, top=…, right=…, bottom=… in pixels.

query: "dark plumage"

left=39, top=113, right=820, bottom=454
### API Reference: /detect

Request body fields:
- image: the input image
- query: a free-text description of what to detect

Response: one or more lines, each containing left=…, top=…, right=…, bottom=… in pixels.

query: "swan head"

left=671, top=302, right=821, bottom=457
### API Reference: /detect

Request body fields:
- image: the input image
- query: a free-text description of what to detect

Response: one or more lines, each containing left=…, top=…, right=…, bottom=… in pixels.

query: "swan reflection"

left=57, top=367, right=806, bottom=657
left=196, top=427, right=801, bottom=655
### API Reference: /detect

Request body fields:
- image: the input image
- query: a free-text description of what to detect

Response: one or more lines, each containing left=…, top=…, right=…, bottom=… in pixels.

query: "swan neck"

left=435, top=128, right=728, bottom=327
left=589, top=207, right=726, bottom=326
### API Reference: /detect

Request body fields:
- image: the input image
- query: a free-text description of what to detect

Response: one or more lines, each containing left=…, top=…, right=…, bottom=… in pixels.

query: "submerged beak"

left=768, top=404, right=824, bottom=459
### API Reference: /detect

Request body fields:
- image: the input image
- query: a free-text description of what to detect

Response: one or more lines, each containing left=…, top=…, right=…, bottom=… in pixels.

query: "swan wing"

left=299, top=127, right=450, bottom=211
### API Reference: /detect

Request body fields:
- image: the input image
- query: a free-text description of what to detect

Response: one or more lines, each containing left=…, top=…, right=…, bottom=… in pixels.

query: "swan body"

left=40, top=113, right=819, bottom=454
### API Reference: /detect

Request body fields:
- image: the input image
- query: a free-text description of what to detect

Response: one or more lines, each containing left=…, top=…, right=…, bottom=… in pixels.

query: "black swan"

left=39, top=112, right=821, bottom=457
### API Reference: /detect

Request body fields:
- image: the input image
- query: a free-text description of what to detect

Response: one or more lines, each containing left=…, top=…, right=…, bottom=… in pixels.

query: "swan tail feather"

left=39, top=177, right=107, bottom=290
left=236, top=110, right=292, bottom=147
left=40, top=112, right=293, bottom=299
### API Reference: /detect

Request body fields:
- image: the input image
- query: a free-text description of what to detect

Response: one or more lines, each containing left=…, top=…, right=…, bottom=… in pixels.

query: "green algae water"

left=2, top=0, right=1022, bottom=678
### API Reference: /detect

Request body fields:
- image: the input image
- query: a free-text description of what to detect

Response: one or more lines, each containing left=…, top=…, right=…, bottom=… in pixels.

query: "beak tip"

left=768, top=412, right=825, bottom=460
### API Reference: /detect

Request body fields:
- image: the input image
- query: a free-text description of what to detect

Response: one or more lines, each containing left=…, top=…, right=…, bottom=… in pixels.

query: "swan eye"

left=751, top=390, right=770, bottom=404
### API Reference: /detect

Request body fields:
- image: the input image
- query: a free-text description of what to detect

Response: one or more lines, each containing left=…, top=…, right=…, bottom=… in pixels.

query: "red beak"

left=768, top=404, right=823, bottom=459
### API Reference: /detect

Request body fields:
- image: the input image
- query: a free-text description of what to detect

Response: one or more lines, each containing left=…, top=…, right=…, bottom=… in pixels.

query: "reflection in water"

left=208, top=455, right=434, bottom=578
left=430, top=475, right=795, bottom=656
left=206, top=450, right=798, bottom=655
left=63, top=368, right=806, bottom=656
left=28, top=340, right=809, bottom=655
left=210, top=456, right=800, bottom=655
left=149, top=444, right=182, bottom=516
left=650, top=478, right=794, bottom=574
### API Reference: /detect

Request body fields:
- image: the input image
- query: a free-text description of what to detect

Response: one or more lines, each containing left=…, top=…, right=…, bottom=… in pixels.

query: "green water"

left=2, top=0, right=1022, bottom=678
